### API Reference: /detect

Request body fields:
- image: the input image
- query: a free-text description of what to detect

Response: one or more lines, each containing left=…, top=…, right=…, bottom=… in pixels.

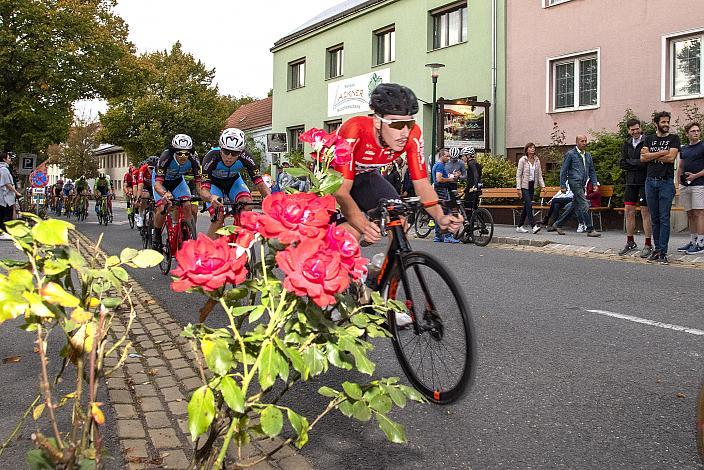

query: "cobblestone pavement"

left=71, top=231, right=312, bottom=470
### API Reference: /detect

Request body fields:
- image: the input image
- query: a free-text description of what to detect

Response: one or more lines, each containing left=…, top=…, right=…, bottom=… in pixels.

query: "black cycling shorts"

left=334, top=170, right=400, bottom=224
left=624, top=184, right=647, bottom=206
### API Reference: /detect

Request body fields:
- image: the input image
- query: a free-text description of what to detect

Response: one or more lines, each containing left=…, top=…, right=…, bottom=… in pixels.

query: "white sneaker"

left=394, top=311, right=413, bottom=328
left=532, top=225, right=541, bottom=234
left=135, top=214, right=143, bottom=228
left=516, top=226, right=529, bottom=233
left=577, top=224, right=586, bottom=233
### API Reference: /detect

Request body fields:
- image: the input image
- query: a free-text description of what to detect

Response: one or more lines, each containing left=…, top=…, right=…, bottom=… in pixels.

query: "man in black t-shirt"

left=640, top=111, right=681, bottom=264
left=676, top=122, right=704, bottom=255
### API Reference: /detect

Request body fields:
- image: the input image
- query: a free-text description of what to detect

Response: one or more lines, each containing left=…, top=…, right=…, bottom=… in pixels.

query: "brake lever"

left=379, top=208, right=388, bottom=237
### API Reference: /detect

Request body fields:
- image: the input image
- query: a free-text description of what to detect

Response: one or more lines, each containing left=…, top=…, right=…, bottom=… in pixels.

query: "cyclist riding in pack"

left=200, top=128, right=271, bottom=239
left=62, top=178, right=75, bottom=210
left=123, top=163, right=135, bottom=200
left=152, top=134, right=201, bottom=251
left=333, top=83, right=462, bottom=244
left=135, top=156, right=158, bottom=228
left=94, top=174, right=114, bottom=218
left=53, top=179, right=64, bottom=208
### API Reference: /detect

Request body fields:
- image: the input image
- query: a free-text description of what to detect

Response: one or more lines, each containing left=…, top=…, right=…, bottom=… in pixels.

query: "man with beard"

left=640, top=111, right=681, bottom=264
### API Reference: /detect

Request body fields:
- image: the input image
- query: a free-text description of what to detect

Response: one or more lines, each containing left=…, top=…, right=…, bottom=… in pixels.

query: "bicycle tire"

left=128, top=207, right=135, bottom=229
left=697, top=380, right=704, bottom=464
left=142, top=211, right=153, bottom=249
left=414, top=209, right=433, bottom=238
left=383, top=251, right=475, bottom=404
left=470, top=208, right=494, bottom=247
left=159, top=228, right=172, bottom=275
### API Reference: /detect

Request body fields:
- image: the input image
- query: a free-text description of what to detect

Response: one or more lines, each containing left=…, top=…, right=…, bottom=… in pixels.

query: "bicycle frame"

left=162, top=198, right=197, bottom=253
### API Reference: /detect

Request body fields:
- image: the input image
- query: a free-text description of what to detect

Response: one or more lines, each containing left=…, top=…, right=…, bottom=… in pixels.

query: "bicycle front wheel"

left=384, top=252, right=476, bottom=404
left=159, top=229, right=172, bottom=275
left=414, top=209, right=433, bottom=238
left=470, top=208, right=494, bottom=247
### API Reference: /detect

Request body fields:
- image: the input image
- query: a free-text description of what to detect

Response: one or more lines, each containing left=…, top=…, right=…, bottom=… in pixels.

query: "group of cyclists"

left=48, top=174, right=115, bottom=220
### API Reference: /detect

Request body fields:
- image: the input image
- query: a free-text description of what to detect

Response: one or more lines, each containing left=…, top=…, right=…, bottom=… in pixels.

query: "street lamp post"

left=425, top=63, right=445, bottom=168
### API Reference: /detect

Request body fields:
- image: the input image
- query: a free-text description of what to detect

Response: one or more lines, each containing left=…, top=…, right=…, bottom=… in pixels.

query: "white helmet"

left=448, top=147, right=461, bottom=159
left=171, top=134, right=193, bottom=150
left=65, top=178, right=73, bottom=184
left=461, top=146, right=476, bottom=157
left=219, top=128, right=246, bottom=152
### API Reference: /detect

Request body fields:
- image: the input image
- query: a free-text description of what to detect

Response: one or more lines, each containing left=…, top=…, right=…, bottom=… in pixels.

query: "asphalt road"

left=70, top=206, right=704, bottom=469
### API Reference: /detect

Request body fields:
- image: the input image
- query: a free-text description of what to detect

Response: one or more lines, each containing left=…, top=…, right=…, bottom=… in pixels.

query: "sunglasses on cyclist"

left=175, top=150, right=191, bottom=157
left=377, top=116, right=415, bottom=130
left=221, top=148, right=241, bottom=157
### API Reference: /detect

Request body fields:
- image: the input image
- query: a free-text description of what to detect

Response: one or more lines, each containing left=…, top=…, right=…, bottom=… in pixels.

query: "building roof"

left=273, top=0, right=387, bottom=49
left=225, top=97, right=273, bottom=132
left=93, top=144, right=123, bottom=156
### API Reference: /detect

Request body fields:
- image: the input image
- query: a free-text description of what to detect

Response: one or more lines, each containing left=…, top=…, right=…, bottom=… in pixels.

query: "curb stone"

left=72, top=231, right=313, bottom=470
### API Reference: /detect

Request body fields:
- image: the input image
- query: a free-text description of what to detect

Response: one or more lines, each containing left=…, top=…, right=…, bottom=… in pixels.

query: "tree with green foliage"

left=46, top=116, right=100, bottom=180
left=99, top=42, right=255, bottom=162
left=0, top=0, right=137, bottom=153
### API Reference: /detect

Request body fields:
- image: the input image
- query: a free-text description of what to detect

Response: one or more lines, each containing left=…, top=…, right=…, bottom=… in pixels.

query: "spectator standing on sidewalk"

left=640, top=111, right=680, bottom=264
left=619, top=119, right=652, bottom=257
left=384, top=157, right=403, bottom=193
left=676, top=122, right=704, bottom=255
left=463, top=147, right=482, bottom=211
left=0, top=152, right=21, bottom=239
left=515, top=142, right=545, bottom=234
left=552, top=135, right=601, bottom=237
left=432, top=149, right=459, bottom=243
left=446, top=148, right=467, bottom=193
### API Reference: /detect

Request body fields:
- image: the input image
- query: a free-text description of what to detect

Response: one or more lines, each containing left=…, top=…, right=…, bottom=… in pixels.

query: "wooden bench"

left=478, top=187, right=523, bottom=225
left=613, top=187, right=685, bottom=231
left=536, top=185, right=614, bottom=231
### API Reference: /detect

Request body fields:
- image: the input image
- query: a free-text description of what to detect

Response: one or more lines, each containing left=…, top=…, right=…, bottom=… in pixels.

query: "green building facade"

left=271, top=0, right=506, bottom=161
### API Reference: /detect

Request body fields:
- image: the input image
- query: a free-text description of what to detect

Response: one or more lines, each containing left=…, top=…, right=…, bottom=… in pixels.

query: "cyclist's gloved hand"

left=209, top=195, right=223, bottom=207
left=439, top=214, right=463, bottom=233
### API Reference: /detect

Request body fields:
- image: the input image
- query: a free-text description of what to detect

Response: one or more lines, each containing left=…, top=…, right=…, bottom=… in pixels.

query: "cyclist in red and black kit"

left=334, top=83, right=462, bottom=243
left=135, top=157, right=157, bottom=228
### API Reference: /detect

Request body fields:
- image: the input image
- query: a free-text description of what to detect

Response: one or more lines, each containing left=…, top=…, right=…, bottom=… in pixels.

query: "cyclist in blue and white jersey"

left=199, top=128, right=271, bottom=238
left=152, top=133, right=201, bottom=251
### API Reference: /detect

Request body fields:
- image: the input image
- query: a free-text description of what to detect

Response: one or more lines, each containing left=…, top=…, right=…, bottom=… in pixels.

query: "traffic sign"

left=18, top=153, right=37, bottom=175
left=30, top=170, right=48, bottom=188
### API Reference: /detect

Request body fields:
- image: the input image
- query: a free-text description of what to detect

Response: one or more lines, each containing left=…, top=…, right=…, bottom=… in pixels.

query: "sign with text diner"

left=327, top=68, right=390, bottom=117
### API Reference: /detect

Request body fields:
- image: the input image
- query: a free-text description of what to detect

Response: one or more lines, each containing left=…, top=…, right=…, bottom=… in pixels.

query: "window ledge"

left=549, top=104, right=600, bottom=114
left=287, top=85, right=306, bottom=92
left=372, top=60, right=395, bottom=68
left=664, top=94, right=704, bottom=102
left=325, top=75, right=344, bottom=82
left=427, top=40, right=468, bottom=53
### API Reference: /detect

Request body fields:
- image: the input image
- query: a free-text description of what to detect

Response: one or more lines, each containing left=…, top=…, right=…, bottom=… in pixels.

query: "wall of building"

left=96, top=149, right=130, bottom=195
left=272, top=0, right=506, bottom=157
left=506, top=0, right=703, bottom=155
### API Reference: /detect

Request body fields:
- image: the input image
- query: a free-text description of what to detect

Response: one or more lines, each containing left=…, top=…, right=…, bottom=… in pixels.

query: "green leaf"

left=350, top=314, right=369, bottom=328
left=351, top=347, right=375, bottom=375
left=111, top=266, right=129, bottom=282
left=345, top=325, right=365, bottom=337
left=5, top=220, right=31, bottom=239
left=283, top=167, right=309, bottom=177
left=187, top=386, right=215, bottom=441
left=302, top=346, right=327, bottom=377
left=352, top=400, right=372, bottom=422
left=375, top=412, right=407, bottom=444
left=318, top=386, right=339, bottom=398
left=31, top=219, right=74, bottom=246
left=342, top=381, right=363, bottom=400
left=287, top=408, right=309, bottom=448
left=106, top=255, right=120, bottom=267
left=319, top=172, right=343, bottom=195
left=258, top=342, right=279, bottom=391
left=260, top=405, right=283, bottom=437
left=248, top=305, right=267, bottom=323
left=32, top=403, right=45, bottom=421
left=26, top=449, right=54, bottom=470
left=399, top=385, right=426, bottom=402
left=43, top=259, right=70, bottom=276
left=77, top=458, right=96, bottom=470
left=386, top=386, right=407, bottom=408
left=369, top=394, right=392, bottom=414
left=67, top=248, right=87, bottom=269
left=219, top=376, right=245, bottom=413
left=326, top=344, right=353, bottom=370
left=119, top=247, right=139, bottom=263
left=131, top=249, right=163, bottom=268
left=201, top=338, right=234, bottom=376
left=338, top=399, right=354, bottom=418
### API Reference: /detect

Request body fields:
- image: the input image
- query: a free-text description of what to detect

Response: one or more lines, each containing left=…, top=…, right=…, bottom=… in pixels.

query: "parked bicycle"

left=158, top=196, right=200, bottom=275
left=364, top=197, right=476, bottom=404
left=450, top=188, right=494, bottom=246
left=412, top=206, right=435, bottom=238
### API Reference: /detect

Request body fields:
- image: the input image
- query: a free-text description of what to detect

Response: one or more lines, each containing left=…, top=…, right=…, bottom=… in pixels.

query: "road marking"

left=584, top=309, right=704, bottom=336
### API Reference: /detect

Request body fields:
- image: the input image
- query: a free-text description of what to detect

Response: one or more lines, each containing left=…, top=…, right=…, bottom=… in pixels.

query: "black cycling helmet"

left=369, top=83, right=419, bottom=116
left=146, top=156, right=159, bottom=168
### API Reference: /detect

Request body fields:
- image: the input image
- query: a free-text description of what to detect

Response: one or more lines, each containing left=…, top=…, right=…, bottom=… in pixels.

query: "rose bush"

left=171, top=129, right=423, bottom=469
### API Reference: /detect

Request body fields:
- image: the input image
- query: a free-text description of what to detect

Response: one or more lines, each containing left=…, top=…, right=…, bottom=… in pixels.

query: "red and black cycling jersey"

left=123, top=169, right=135, bottom=187
left=200, top=149, right=262, bottom=191
left=335, top=116, right=427, bottom=181
left=137, top=164, right=153, bottom=188
left=154, top=149, right=201, bottom=186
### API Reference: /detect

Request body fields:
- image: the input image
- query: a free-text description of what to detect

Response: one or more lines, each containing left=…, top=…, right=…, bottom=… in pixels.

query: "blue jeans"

left=645, top=177, right=675, bottom=253
left=518, top=182, right=535, bottom=227
left=555, top=180, right=591, bottom=230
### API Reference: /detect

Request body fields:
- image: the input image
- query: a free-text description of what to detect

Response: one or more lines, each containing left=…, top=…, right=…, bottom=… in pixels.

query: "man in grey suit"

left=552, top=135, right=602, bottom=237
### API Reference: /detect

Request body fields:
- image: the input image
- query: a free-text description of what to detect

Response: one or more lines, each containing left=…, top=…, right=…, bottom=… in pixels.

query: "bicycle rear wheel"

left=414, top=209, right=433, bottom=238
left=142, top=211, right=153, bottom=249
left=159, top=228, right=172, bottom=275
left=128, top=205, right=135, bottom=229
left=383, top=252, right=475, bottom=404
left=470, top=208, right=494, bottom=247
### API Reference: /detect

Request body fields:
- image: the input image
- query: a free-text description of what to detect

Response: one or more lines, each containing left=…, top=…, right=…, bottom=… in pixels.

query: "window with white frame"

left=326, top=45, right=344, bottom=79
left=374, top=26, right=395, bottom=65
left=671, top=34, right=702, bottom=98
left=431, top=3, right=467, bottom=50
left=287, top=126, right=305, bottom=152
left=551, top=52, right=599, bottom=111
left=288, top=59, right=305, bottom=90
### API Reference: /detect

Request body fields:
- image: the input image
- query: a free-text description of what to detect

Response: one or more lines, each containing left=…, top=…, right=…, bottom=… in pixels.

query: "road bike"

left=450, top=189, right=494, bottom=246
left=158, top=196, right=199, bottom=275
left=364, top=197, right=476, bottom=404
left=140, top=197, right=156, bottom=249
left=74, top=193, right=89, bottom=222
left=412, top=206, right=435, bottom=238
left=126, top=194, right=136, bottom=229
left=95, top=195, right=110, bottom=226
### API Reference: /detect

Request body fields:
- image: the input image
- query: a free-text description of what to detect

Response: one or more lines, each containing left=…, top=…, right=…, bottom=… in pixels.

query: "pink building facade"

left=506, top=0, right=704, bottom=161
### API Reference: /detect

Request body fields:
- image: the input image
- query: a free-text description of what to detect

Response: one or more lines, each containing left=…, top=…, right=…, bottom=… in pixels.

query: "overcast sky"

left=76, top=0, right=341, bottom=117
